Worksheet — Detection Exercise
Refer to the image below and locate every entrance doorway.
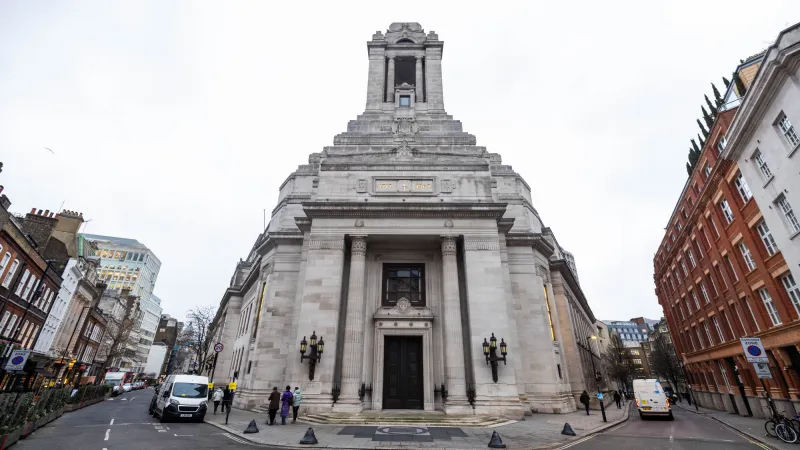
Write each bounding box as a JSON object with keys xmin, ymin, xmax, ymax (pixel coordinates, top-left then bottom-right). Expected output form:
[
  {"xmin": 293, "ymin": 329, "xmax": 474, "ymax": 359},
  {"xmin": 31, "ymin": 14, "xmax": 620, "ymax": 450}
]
[{"xmin": 383, "ymin": 336, "xmax": 423, "ymax": 409}]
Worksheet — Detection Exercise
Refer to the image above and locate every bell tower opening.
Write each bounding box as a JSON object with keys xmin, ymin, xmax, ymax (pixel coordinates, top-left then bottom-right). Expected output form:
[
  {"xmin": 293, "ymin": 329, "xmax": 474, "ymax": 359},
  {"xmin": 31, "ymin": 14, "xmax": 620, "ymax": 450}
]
[{"xmin": 394, "ymin": 57, "xmax": 416, "ymax": 87}]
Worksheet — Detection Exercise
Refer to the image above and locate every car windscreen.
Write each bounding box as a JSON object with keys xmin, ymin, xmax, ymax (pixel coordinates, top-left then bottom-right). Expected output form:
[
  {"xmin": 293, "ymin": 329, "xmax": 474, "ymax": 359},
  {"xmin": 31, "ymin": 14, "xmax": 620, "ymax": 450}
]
[
  {"xmin": 171, "ymin": 382, "xmax": 208, "ymax": 399},
  {"xmin": 105, "ymin": 379, "xmax": 122, "ymax": 386}
]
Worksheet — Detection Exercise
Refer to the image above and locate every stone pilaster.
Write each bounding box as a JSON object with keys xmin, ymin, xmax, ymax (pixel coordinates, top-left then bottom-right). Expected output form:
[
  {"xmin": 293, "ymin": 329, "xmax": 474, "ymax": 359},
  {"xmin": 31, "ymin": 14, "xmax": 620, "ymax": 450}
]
[
  {"xmin": 365, "ymin": 37, "xmax": 386, "ymax": 111},
  {"xmin": 386, "ymin": 57, "xmax": 396, "ymax": 103},
  {"xmin": 441, "ymin": 236, "xmax": 470, "ymax": 413},
  {"xmin": 415, "ymin": 56, "xmax": 424, "ymax": 102},
  {"xmin": 334, "ymin": 236, "xmax": 368, "ymax": 412}
]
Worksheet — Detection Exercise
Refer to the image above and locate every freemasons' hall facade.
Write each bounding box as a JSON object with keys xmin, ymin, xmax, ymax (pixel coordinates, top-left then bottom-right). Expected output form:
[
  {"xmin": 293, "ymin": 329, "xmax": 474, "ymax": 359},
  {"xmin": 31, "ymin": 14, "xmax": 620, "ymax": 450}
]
[{"xmin": 210, "ymin": 23, "xmax": 600, "ymax": 418}]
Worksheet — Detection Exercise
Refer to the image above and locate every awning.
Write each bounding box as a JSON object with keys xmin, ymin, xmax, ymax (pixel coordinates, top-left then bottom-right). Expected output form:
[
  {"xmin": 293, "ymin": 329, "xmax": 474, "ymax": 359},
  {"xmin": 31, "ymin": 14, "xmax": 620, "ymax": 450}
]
[{"xmin": 35, "ymin": 368, "xmax": 56, "ymax": 378}]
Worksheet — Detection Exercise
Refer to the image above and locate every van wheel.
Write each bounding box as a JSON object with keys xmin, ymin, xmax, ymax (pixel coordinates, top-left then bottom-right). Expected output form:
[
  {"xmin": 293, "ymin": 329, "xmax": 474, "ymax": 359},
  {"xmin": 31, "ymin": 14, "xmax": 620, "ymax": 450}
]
[
  {"xmin": 159, "ymin": 413, "xmax": 169, "ymax": 423},
  {"xmin": 639, "ymin": 412, "xmax": 645, "ymax": 420},
  {"xmin": 668, "ymin": 412, "xmax": 674, "ymax": 421}
]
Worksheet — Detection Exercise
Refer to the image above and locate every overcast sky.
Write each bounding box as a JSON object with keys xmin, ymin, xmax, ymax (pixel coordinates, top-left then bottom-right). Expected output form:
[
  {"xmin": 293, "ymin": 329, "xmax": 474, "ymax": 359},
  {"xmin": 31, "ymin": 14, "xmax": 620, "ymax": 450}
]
[{"xmin": 1, "ymin": 1, "xmax": 798, "ymax": 322}]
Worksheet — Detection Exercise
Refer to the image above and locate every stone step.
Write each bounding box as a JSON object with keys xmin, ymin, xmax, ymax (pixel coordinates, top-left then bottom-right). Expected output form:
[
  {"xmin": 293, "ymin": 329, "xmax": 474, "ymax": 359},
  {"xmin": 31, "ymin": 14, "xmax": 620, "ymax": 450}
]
[{"xmin": 298, "ymin": 412, "xmax": 514, "ymax": 427}]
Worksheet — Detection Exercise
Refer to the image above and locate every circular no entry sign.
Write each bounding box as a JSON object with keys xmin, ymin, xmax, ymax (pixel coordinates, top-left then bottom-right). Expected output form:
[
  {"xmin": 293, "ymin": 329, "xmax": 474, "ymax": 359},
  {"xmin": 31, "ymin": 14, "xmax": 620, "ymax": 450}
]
[
  {"xmin": 214, "ymin": 343, "xmax": 224, "ymax": 353},
  {"xmin": 747, "ymin": 345, "xmax": 762, "ymax": 357}
]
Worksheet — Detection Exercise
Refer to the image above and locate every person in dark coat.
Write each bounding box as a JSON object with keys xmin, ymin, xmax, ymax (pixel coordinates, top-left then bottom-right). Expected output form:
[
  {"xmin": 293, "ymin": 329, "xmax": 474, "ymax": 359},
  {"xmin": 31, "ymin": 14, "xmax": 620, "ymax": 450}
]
[
  {"xmin": 580, "ymin": 390, "xmax": 590, "ymax": 415},
  {"xmin": 613, "ymin": 391, "xmax": 622, "ymax": 409},
  {"xmin": 267, "ymin": 387, "xmax": 281, "ymax": 425},
  {"xmin": 280, "ymin": 386, "xmax": 294, "ymax": 425},
  {"xmin": 221, "ymin": 387, "xmax": 234, "ymax": 414}
]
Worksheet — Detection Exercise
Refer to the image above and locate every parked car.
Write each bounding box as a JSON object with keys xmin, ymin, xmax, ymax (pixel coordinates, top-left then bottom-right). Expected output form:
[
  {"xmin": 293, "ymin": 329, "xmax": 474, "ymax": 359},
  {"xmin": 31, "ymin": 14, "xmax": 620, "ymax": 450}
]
[
  {"xmin": 122, "ymin": 383, "xmax": 133, "ymax": 392},
  {"xmin": 151, "ymin": 374, "xmax": 209, "ymax": 423}
]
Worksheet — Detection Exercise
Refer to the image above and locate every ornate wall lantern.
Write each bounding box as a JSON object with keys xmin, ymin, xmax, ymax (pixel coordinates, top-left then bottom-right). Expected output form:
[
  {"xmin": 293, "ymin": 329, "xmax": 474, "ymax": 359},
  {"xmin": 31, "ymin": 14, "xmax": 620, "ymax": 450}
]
[
  {"xmin": 482, "ymin": 333, "xmax": 508, "ymax": 383},
  {"xmin": 299, "ymin": 331, "xmax": 324, "ymax": 381}
]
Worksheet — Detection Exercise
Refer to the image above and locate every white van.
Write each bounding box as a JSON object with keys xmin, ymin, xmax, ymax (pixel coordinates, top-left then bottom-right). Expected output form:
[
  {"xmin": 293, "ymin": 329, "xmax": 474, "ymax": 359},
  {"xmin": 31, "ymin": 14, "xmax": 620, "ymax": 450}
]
[
  {"xmin": 633, "ymin": 379, "xmax": 673, "ymax": 420},
  {"xmin": 152, "ymin": 374, "xmax": 209, "ymax": 422},
  {"xmin": 103, "ymin": 372, "xmax": 126, "ymax": 396}
]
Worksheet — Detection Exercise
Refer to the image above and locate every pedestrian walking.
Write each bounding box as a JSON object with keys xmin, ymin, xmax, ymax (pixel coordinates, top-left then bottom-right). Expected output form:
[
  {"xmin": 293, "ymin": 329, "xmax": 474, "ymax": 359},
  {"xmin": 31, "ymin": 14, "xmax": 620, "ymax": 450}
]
[
  {"xmin": 267, "ymin": 387, "xmax": 281, "ymax": 425},
  {"xmin": 212, "ymin": 387, "xmax": 224, "ymax": 414},
  {"xmin": 280, "ymin": 385, "xmax": 294, "ymax": 425},
  {"xmin": 222, "ymin": 387, "xmax": 234, "ymax": 414},
  {"xmin": 580, "ymin": 390, "xmax": 590, "ymax": 415},
  {"xmin": 292, "ymin": 387, "xmax": 302, "ymax": 423},
  {"xmin": 613, "ymin": 391, "xmax": 621, "ymax": 409}
]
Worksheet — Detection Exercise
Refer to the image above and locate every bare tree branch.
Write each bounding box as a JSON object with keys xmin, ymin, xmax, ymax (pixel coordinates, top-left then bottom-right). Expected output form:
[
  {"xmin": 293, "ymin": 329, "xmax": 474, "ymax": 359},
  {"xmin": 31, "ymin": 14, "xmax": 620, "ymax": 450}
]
[{"xmin": 178, "ymin": 305, "xmax": 216, "ymax": 375}]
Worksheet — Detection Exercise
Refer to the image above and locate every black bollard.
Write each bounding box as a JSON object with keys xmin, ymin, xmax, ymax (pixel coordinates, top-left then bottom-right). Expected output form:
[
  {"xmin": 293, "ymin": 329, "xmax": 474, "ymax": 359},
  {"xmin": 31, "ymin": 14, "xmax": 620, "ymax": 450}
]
[
  {"xmin": 300, "ymin": 427, "xmax": 318, "ymax": 445},
  {"xmin": 243, "ymin": 420, "xmax": 259, "ymax": 434},
  {"xmin": 561, "ymin": 423, "xmax": 576, "ymax": 436},
  {"xmin": 488, "ymin": 431, "xmax": 507, "ymax": 448}
]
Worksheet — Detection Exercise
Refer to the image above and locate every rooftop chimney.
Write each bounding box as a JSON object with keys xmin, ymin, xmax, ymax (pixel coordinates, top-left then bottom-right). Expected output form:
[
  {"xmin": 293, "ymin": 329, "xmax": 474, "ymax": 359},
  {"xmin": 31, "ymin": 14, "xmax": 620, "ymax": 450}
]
[{"xmin": 22, "ymin": 207, "xmax": 59, "ymax": 251}]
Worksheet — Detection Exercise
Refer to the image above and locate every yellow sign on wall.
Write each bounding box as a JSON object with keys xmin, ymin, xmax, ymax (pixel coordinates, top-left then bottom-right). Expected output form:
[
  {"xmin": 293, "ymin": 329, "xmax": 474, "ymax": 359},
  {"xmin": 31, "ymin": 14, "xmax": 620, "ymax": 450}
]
[{"xmin": 228, "ymin": 381, "xmax": 237, "ymax": 391}]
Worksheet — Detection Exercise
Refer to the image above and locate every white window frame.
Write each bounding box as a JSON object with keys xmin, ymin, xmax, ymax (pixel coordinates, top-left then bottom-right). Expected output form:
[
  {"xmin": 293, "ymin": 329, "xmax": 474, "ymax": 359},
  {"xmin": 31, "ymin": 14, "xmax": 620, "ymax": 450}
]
[
  {"xmin": 692, "ymin": 289, "xmax": 701, "ymax": 310},
  {"xmin": 703, "ymin": 321, "xmax": 714, "ymax": 346},
  {"xmin": 778, "ymin": 112, "xmax": 800, "ymax": 148},
  {"xmin": 711, "ymin": 315, "xmax": 725, "ymax": 342},
  {"xmin": 738, "ymin": 242, "xmax": 757, "ymax": 272},
  {"xmin": 781, "ymin": 274, "xmax": 800, "ymax": 317},
  {"xmin": 686, "ymin": 250, "xmax": 696, "ymax": 268},
  {"xmin": 695, "ymin": 327, "xmax": 705, "ymax": 349},
  {"xmin": 756, "ymin": 221, "xmax": 779, "ymax": 256},
  {"xmin": 776, "ymin": 195, "xmax": 800, "ymax": 234},
  {"xmin": 753, "ymin": 149, "xmax": 773, "ymax": 181},
  {"xmin": 3, "ymin": 314, "xmax": 18, "ymax": 336},
  {"xmin": 707, "ymin": 274, "xmax": 718, "ymax": 296},
  {"xmin": 758, "ymin": 288, "xmax": 781, "ymax": 326},
  {"xmin": 717, "ymin": 136, "xmax": 727, "ymax": 154},
  {"xmin": 711, "ymin": 217, "xmax": 721, "ymax": 238},
  {"xmin": 734, "ymin": 173, "xmax": 752, "ymax": 203},
  {"xmin": 704, "ymin": 162, "xmax": 712, "ymax": 178},
  {"xmin": 0, "ymin": 252, "xmax": 10, "ymax": 278},
  {"xmin": 700, "ymin": 282, "xmax": 711, "ymax": 303},
  {"xmin": 681, "ymin": 260, "xmax": 689, "ymax": 278},
  {"xmin": 2, "ymin": 259, "xmax": 19, "ymax": 288},
  {"xmin": 14, "ymin": 269, "xmax": 30, "ymax": 296},
  {"xmin": 725, "ymin": 255, "xmax": 739, "ymax": 282},
  {"xmin": 0, "ymin": 311, "xmax": 9, "ymax": 333},
  {"xmin": 720, "ymin": 199, "xmax": 735, "ymax": 224},
  {"xmin": 22, "ymin": 276, "xmax": 37, "ymax": 300},
  {"xmin": 745, "ymin": 297, "xmax": 760, "ymax": 332}
]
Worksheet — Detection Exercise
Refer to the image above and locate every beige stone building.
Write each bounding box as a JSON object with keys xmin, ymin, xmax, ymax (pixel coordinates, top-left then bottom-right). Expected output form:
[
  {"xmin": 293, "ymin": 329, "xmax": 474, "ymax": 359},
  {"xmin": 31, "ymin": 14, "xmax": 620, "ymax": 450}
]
[{"xmin": 210, "ymin": 23, "xmax": 599, "ymax": 418}]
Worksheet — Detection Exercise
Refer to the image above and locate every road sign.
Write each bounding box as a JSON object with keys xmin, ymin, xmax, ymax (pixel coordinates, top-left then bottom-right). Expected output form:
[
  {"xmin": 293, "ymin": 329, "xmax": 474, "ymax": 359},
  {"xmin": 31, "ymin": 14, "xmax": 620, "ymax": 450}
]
[
  {"xmin": 214, "ymin": 343, "xmax": 224, "ymax": 353},
  {"xmin": 228, "ymin": 381, "xmax": 237, "ymax": 391},
  {"xmin": 740, "ymin": 337, "xmax": 768, "ymax": 363},
  {"xmin": 753, "ymin": 362, "xmax": 772, "ymax": 379},
  {"xmin": 4, "ymin": 349, "xmax": 31, "ymax": 371}
]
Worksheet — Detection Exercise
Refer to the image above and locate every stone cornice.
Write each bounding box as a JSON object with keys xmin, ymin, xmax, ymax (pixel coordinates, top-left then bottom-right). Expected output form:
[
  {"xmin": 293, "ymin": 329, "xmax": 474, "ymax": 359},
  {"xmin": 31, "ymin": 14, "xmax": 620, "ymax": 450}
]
[
  {"xmin": 463, "ymin": 237, "xmax": 500, "ymax": 251},
  {"xmin": 504, "ymin": 232, "xmax": 555, "ymax": 257},
  {"xmin": 294, "ymin": 217, "xmax": 312, "ymax": 233},
  {"xmin": 320, "ymin": 163, "xmax": 488, "ymax": 172},
  {"xmin": 302, "ymin": 201, "xmax": 507, "ymax": 219},
  {"xmin": 496, "ymin": 218, "xmax": 515, "ymax": 234},
  {"xmin": 255, "ymin": 231, "xmax": 305, "ymax": 256},
  {"xmin": 550, "ymin": 259, "xmax": 596, "ymax": 323}
]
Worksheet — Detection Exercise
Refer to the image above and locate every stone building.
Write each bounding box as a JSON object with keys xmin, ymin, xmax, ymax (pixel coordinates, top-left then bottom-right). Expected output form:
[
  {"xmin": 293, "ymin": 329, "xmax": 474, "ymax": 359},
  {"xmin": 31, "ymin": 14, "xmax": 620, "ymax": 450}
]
[{"xmin": 210, "ymin": 23, "xmax": 599, "ymax": 418}]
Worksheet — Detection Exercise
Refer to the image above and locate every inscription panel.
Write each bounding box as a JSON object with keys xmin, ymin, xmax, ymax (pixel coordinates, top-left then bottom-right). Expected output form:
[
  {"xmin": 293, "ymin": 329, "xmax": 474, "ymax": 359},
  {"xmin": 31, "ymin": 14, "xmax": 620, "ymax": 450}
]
[{"xmin": 373, "ymin": 178, "xmax": 435, "ymax": 195}]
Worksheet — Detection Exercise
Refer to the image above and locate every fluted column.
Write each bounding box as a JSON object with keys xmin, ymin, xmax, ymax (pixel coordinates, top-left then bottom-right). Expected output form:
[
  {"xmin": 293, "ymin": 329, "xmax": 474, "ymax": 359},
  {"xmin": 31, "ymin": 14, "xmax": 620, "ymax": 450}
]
[
  {"xmin": 334, "ymin": 236, "xmax": 368, "ymax": 411},
  {"xmin": 415, "ymin": 56, "xmax": 424, "ymax": 102},
  {"xmin": 441, "ymin": 236, "xmax": 469, "ymax": 410},
  {"xmin": 385, "ymin": 56, "xmax": 395, "ymax": 103}
]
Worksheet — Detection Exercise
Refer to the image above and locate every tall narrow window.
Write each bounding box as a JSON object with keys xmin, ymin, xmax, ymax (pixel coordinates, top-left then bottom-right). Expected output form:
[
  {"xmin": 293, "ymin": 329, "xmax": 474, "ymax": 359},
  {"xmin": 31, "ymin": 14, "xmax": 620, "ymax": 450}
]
[
  {"xmin": 0, "ymin": 252, "xmax": 9, "ymax": 278},
  {"xmin": 702, "ymin": 228, "xmax": 712, "ymax": 250},
  {"xmin": 744, "ymin": 297, "xmax": 761, "ymax": 331},
  {"xmin": 781, "ymin": 274, "xmax": 800, "ymax": 317},
  {"xmin": 687, "ymin": 329, "xmax": 697, "ymax": 351},
  {"xmin": 711, "ymin": 315, "xmax": 725, "ymax": 342},
  {"xmin": 756, "ymin": 221, "xmax": 779, "ymax": 256},
  {"xmin": 692, "ymin": 290, "xmax": 701, "ymax": 310},
  {"xmin": 707, "ymin": 273, "xmax": 718, "ymax": 296},
  {"xmin": 758, "ymin": 288, "xmax": 781, "ymax": 326},
  {"xmin": 703, "ymin": 321, "xmax": 715, "ymax": 346},
  {"xmin": 14, "ymin": 269, "xmax": 30, "ymax": 296},
  {"xmin": 721, "ymin": 309, "xmax": 735, "ymax": 338},
  {"xmin": 734, "ymin": 173, "xmax": 752, "ymax": 203},
  {"xmin": 777, "ymin": 195, "xmax": 800, "ymax": 234},
  {"xmin": 686, "ymin": 250, "xmax": 696, "ymax": 268},
  {"xmin": 717, "ymin": 136, "xmax": 727, "ymax": 154},
  {"xmin": 681, "ymin": 260, "xmax": 689, "ymax": 278},
  {"xmin": 715, "ymin": 264, "xmax": 728, "ymax": 290},
  {"xmin": 695, "ymin": 327, "xmax": 705, "ymax": 349},
  {"xmin": 543, "ymin": 285, "xmax": 556, "ymax": 341},
  {"xmin": 778, "ymin": 113, "xmax": 800, "ymax": 148},
  {"xmin": 693, "ymin": 238, "xmax": 704, "ymax": 259},
  {"xmin": 738, "ymin": 242, "xmax": 756, "ymax": 272},
  {"xmin": 724, "ymin": 254, "xmax": 739, "ymax": 282},
  {"xmin": 704, "ymin": 162, "xmax": 712, "ymax": 178},
  {"xmin": 753, "ymin": 149, "xmax": 773, "ymax": 180},
  {"xmin": 731, "ymin": 303, "xmax": 747, "ymax": 335},
  {"xmin": 699, "ymin": 282, "xmax": 711, "ymax": 303},
  {"xmin": 720, "ymin": 199, "xmax": 735, "ymax": 224},
  {"xmin": 711, "ymin": 217, "xmax": 721, "ymax": 238},
  {"xmin": 383, "ymin": 264, "xmax": 426, "ymax": 307}
]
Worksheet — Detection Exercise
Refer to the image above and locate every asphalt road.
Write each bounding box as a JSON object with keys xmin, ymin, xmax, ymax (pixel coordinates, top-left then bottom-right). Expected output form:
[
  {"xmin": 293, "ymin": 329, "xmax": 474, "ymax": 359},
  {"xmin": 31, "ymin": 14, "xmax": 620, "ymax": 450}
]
[
  {"xmin": 15, "ymin": 388, "xmax": 270, "ymax": 450},
  {"xmin": 564, "ymin": 404, "xmax": 768, "ymax": 450}
]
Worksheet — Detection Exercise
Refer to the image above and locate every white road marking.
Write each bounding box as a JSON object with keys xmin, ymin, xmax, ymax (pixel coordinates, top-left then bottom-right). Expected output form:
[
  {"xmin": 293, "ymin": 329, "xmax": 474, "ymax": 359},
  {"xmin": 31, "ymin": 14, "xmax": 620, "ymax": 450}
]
[
  {"xmin": 669, "ymin": 435, "xmax": 673, "ymax": 443},
  {"xmin": 158, "ymin": 430, "xmax": 167, "ymax": 432},
  {"xmin": 130, "ymin": 397, "xmax": 135, "ymax": 401},
  {"xmin": 109, "ymin": 419, "xmax": 114, "ymax": 426},
  {"xmin": 554, "ymin": 435, "xmax": 594, "ymax": 450},
  {"xmin": 104, "ymin": 429, "xmax": 110, "ymax": 441},
  {"xmin": 174, "ymin": 434, "xmax": 193, "ymax": 437}
]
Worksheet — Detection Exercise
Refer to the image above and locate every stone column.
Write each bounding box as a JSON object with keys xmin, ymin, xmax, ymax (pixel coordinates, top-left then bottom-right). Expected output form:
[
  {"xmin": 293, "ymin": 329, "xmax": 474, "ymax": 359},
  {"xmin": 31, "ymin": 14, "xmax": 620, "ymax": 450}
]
[
  {"xmin": 334, "ymin": 237, "xmax": 368, "ymax": 411},
  {"xmin": 386, "ymin": 56, "xmax": 395, "ymax": 103},
  {"xmin": 441, "ymin": 236, "xmax": 469, "ymax": 412},
  {"xmin": 415, "ymin": 56, "xmax": 424, "ymax": 102}
]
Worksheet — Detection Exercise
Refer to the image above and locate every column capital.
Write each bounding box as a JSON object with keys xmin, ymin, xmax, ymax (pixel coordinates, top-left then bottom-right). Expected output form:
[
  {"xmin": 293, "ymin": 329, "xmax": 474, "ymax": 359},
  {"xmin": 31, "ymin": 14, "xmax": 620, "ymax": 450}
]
[
  {"xmin": 387, "ymin": 56, "xmax": 396, "ymax": 62},
  {"xmin": 351, "ymin": 236, "xmax": 367, "ymax": 255},
  {"xmin": 441, "ymin": 236, "xmax": 457, "ymax": 256},
  {"xmin": 415, "ymin": 55, "xmax": 424, "ymax": 61}
]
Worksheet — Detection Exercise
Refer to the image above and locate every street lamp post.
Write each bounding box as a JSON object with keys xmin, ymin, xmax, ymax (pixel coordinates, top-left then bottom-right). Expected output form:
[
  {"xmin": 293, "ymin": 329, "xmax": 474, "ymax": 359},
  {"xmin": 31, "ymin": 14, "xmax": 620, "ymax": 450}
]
[{"xmin": 587, "ymin": 336, "xmax": 606, "ymax": 423}]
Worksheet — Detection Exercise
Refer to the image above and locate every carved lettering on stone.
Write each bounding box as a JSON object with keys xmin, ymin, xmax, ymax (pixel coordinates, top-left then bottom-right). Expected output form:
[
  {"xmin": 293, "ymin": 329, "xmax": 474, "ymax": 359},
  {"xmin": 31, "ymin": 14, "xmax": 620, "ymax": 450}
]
[{"xmin": 356, "ymin": 179, "xmax": 367, "ymax": 193}]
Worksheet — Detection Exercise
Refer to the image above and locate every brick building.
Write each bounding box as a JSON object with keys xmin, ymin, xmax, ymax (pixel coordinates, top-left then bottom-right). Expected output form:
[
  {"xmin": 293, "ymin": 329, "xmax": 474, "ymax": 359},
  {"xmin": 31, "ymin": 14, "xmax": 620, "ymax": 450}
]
[
  {"xmin": 0, "ymin": 204, "xmax": 63, "ymax": 389},
  {"xmin": 654, "ymin": 55, "xmax": 800, "ymax": 418}
]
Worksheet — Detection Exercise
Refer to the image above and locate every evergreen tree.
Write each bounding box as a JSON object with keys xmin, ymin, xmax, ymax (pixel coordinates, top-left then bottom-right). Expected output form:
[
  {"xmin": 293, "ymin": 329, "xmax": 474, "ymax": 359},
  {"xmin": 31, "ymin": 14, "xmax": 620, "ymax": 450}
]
[
  {"xmin": 686, "ymin": 162, "xmax": 693, "ymax": 176},
  {"xmin": 712, "ymin": 83, "xmax": 724, "ymax": 106},
  {"xmin": 723, "ymin": 76, "xmax": 731, "ymax": 88},
  {"xmin": 688, "ymin": 147, "xmax": 700, "ymax": 167},
  {"xmin": 701, "ymin": 106, "xmax": 714, "ymax": 129},
  {"xmin": 705, "ymin": 95, "xmax": 717, "ymax": 117},
  {"xmin": 698, "ymin": 133, "xmax": 705, "ymax": 147},
  {"xmin": 697, "ymin": 119, "xmax": 709, "ymax": 139},
  {"xmin": 691, "ymin": 139, "xmax": 701, "ymax": 154}
]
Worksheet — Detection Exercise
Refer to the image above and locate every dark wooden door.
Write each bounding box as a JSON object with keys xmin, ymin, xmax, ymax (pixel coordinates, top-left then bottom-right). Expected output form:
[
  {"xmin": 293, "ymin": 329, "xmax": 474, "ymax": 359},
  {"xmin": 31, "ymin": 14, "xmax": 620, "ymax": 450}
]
[{"xmin": 383, "ymin": 336, "xmax": 423, "ymax": 409}]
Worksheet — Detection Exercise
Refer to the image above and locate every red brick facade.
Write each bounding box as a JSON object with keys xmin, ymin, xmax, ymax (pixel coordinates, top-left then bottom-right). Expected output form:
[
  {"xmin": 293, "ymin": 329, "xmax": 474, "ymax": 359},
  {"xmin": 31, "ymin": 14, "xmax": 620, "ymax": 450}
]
[{"xmin": 654, "ymin": 107, "xmax": 800, "ymax": 417}]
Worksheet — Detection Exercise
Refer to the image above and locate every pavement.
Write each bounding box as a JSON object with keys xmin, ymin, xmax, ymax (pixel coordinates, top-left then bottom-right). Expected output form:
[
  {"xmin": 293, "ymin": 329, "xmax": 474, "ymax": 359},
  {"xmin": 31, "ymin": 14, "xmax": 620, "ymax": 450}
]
[
  {"xmin": 674, "ymin": 402, "xmax": 793, "ymax": 450},
  {"xmin": 567, "ymin": 402, "xmax": 771, "ymax": 450},
  {"xmin": 14, "ymin": 387, "xmax": 257, "ymax": 450},
  {"xmin": 204, "ymin": 401, "xmax": 630, "ymax": 449}
]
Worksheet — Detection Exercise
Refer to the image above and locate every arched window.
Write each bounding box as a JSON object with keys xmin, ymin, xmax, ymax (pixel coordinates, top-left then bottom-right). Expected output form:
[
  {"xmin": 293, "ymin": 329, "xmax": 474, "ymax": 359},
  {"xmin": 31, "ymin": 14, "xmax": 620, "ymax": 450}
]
[{"xmin": 4, "ymin": 314, "xmax": 18, "ymax": 336}]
